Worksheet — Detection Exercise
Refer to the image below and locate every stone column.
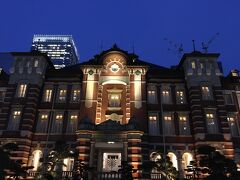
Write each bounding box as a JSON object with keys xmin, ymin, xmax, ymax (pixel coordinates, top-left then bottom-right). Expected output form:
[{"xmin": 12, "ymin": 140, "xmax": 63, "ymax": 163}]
[
  {"xmin": 177, "ymin": 155, "xmax": 184, "ymax": 179},
  {"xmin": 89, "ymin": 141, "xmax": 95, "ymax": 167},
  {"xmin": 123, "ymin": 141, "xmax": 128, "ymax": 161}
]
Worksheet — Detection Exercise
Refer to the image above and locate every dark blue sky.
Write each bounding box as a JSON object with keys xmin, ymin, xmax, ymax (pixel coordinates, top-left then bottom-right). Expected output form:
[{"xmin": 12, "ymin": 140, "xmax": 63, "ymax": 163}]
[{"xmin": 0, "ymin": 0, "xmax": 239, "ymax": 74}]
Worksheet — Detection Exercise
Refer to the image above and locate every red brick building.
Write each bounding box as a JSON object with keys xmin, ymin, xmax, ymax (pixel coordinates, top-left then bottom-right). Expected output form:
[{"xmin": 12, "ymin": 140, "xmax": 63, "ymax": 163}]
[{"xmin": 0, "ymin": 45, "xmax": 240, "ymax": 178}]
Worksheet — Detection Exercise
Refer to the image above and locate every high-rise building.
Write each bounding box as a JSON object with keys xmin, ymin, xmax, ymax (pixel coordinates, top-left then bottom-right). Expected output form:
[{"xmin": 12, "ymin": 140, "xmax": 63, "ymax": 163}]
[
  {"xmin": 31, "ymin": 34, "xmax": 79, "ymax": 69},
  {"xmin": 0, "ymin": 45, "xmax": 240, "ymax": 179}
]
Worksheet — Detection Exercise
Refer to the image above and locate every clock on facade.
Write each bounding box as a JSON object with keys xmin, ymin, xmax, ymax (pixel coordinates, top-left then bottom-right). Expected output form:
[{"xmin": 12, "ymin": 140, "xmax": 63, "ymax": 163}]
[{"xmin": 111, "ymin": 63, "xmax": 120, "ymax": 72}]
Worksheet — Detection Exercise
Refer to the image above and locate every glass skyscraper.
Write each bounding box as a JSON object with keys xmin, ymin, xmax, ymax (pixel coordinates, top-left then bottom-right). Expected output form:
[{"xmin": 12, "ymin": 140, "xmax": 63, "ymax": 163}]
[{"xmin": 31, "ymin": 35, "xmax": 79, "ymax": 69}]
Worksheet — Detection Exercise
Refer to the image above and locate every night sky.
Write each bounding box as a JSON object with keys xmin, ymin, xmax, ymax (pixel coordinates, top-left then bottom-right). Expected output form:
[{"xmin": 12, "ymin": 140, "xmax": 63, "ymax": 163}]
[{"xmin": 0, "ymin": 0, "xmax": 239, "ymax": 74}]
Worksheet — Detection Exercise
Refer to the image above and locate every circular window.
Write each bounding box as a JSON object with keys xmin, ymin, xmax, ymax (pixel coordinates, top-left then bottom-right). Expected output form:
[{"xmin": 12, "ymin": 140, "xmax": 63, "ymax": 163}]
[{"xmin": 111, "ymin": 63, "xmax": 120, "ymax": 72}]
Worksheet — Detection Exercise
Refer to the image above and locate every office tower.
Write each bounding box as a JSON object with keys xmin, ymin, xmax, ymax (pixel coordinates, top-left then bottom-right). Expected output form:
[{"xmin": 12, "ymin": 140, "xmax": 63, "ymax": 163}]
[{"xmin": 31, "ymin": 34, "xmax": 79, "ymax": 69}]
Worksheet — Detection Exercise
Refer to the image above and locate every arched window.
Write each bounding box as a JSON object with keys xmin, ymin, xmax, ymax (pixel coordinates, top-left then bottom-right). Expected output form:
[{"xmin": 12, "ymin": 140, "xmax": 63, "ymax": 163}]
[
  {"xmin": 63, "ymin": 158, "xmax": 74, "ymax": 171},
  {"xmin": 31, "ymin": 150, "xmax": 42, "ymax": 170},
  {"xmin": 150, "ymin": 152, "xmax": 161, "ymax": 162},
  {"xmin": 182, "ymin": 152, "xmax": 193, "ymax": 170},
  {"xmin": 167, "ymin": 152, "xmax": 178, "ymax": 170}
]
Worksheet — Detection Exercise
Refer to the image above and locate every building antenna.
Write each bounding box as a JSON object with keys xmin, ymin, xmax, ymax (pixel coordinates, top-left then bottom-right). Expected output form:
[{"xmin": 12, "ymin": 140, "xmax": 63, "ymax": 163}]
[
  {"xmin": 164, "ymin": 38, "xmax": 184, "ymax": 57},
  {"xmin": 202, "ymin": 32, "xmax": 219, "ymax": 53},
  {"xmin": 192, "ymin": 40, "xmax": 196, "ymax": 52}
]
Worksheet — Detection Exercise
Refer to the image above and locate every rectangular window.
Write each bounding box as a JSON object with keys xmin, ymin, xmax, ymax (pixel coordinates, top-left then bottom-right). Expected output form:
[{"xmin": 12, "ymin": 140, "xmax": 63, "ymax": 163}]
[
  {"xmin": 148, "ymin": 89, "xmax": 157, "ymax": 104},
  {"xmin": 34, "ymin": 60, "xmax": 39, "ymax": 67},
  {"xmin": 0, "ymin": 90, "xmax": 6, "ymax": 102},
  {"xmin": 108, "ymin": 94, "xmax": 121, "ymax": 107},
  {"xmin": 8, "ymin": 110, "xmax": 21, "ymax": 130},
  {"xmin": 224, "ymin": 94, "xmax": 233, "ymax": 105},
  {"xmin": 227, "ymin": 114, "xmax": 239, "ymax": 137},
  {"xmin": 17, "ymin": 84, "xmax": 27, "ymax": 97},
  {"xmin": 51, "ymin": 113, "xmax": 63, "ymax": 133},
  {"xmin": 43, "ymin": 89, "xmax": 52, "ymax": 102},
  {"xmin": 36, "ymin": 112, "xmax": 49, "ymax": 133},
  {"xmin": 206, "ymin": 113, "xmax": 218, "ymax": 134},
  {"xmin": 162, "ymin": 89, "xmax": 171, "ymax": 104},
  {"xmin": 164, "ymin": 114, "xmax": 175, "ymax": 135},
  {"xmin": 191, "ymin": 61, "xmax": 196, "ymax": 69},
  {"xmin": 176, "ymin": 90, "xmax": 185, "ymax": 104},
  {"xmin": 202, "ymin": 86, "xmax": 211, "ymax": 100},
  {"xmin": 67, "ymin": 113, "xmax": 78, "ymax": 133},
  {"xmin": 237, "ymin": 93, "xmax": 240, "ymax": 109},
  {"xmin": 72, "ymin": 89, "xmax": 80, "ymax": 102},
  {"xmin": 179, "ymin": 115, "xmax": 190, "ymax": 135},
  {"xmin": 148, "ymin": 113, "xmax": 159, "ymax": 135},
  {"xmin": 58, "ymin": 89, "xmax": 67, "ymax": 102}
]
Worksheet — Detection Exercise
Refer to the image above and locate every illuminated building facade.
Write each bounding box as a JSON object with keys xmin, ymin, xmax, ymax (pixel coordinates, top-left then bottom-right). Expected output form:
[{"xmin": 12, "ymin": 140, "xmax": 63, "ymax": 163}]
[
  {"xmin": 0, "ymin": 45, "xmax": 240, "ymax": 179},
  {"xmin": 31, "ymin": 34, "xmax": 79, "ymax": 69}
]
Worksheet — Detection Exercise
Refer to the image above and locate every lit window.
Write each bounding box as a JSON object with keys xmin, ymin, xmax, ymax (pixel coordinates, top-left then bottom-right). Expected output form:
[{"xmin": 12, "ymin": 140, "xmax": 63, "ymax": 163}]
[
  {"xmin": 179, "ymin": 115, "xmax": 190, "ymax": 135},
  {"xmin": 17, "ymin": 84, "xmax": 27, "ymax": 97},
  {"xmin": 109, "ymin": 94, "xmax": 121, "ymax": 107},
  {"xmin": 43, "ymin": 89, "xmax": 52, "ymax": 102},
  {"xmin": 200, "ymin": 63, "xmax": 204, "ymax": 69},
  {"xmin": 167, "ymin": 152, "xmax": 178, "ymax": 170},
  {"xmin": 51, "ymin": 113, "xmax": 63, "ymax": 133},
  {"xmin": 202, "ymin": 86, "xmax": 211, "ymax": 100},
  {"xmin": 227, "ymin": 115, "xmax": 239, "ymax": 137},
  {"xmin": 191, "ymin": 61, "xmax": 196, "ymax": 69},
  {"xmin": 63, "ymin": 158, "xmax": 74, "ymax": 171},
  {"xmin": 176, "ymin": 90, "xmax": 185, "ymax": 104},
  {"xmin": 148, "ymin": 90, "xmax": 157, "ymax": 104},
  {"xmin": 164, "ymin": 114, "xmax": 175, "ymax": 135},
  {"xmin": 72, "ymin": 90, "xmax": 80, "ymax": 102},
  {"xmin": 31, "ymin": 150, "xmax": 43, "ymax": 170},
  {"xmin": 182, "ymin": 153, "xmax": 193, "ymax": 170},
  {"xmin": 8, "ymin": 110, "xmax": 21, "ymax": 130},
  {"xmin": 149, "ymin": 113, "xmax": 159, "ymax": 135},
  {"xmin": 36, "ymin": 113, "xmax": 49, "ymax": 133},
  {"xmin": 206, "ymin": 113, "xmax": 218, "ymax": 134},
  {"xmin": 162, "ymin": 89, "xmax": 171, "ymax": 104},
  {"xmin": 67, "ymin": 113, "xmax": 78, "ymax": 133},
  {"xmin": 34, "ymin": 60, "xmax": 39, "ymax": 67},
  {"xmin": 58, "ymin": 89, "xmax": 67, "ymax": 102}
]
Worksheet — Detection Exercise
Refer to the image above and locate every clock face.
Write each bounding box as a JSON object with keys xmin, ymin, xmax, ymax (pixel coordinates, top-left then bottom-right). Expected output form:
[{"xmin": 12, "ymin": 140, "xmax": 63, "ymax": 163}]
[{"xmin": 111, "ymin": 63, "xmax": 120, "ymax": 72}]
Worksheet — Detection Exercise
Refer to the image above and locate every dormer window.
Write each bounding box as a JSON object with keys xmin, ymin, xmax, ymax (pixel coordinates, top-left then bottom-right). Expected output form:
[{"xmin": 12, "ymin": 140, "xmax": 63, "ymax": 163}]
[
  {"xmin": 191, "ymin": 61, "xmax": 196, "ymax": 69},
  {"xmin": 231, "ymin": 70, "xmax": 239, "ymax": 77}
]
